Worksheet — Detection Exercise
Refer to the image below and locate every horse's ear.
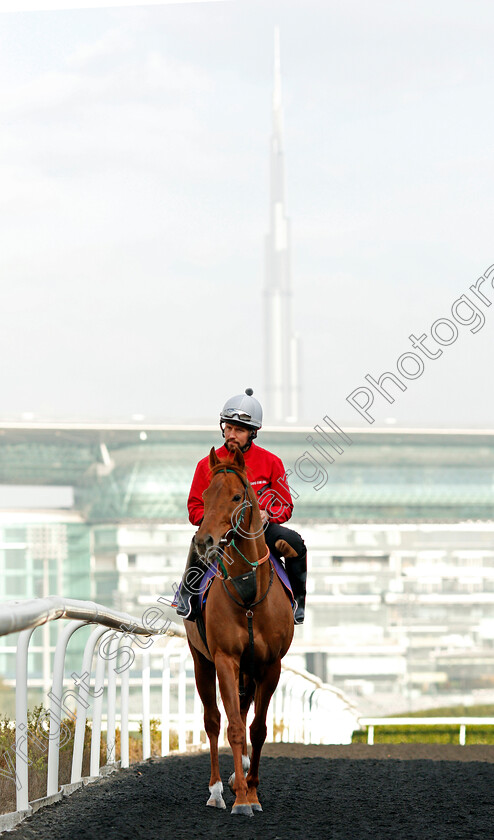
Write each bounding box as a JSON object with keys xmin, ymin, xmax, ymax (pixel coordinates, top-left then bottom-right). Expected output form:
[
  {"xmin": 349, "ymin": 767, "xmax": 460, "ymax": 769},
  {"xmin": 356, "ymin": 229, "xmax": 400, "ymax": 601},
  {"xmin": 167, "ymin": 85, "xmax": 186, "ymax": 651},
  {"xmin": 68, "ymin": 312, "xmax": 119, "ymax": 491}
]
[
  {"xmin": 209, "ymin": 447, "xmax": 220, "ymax": 469},
  {"xmin": 232, "ymin": 447, "xmax": 245, "ymax": 471}
]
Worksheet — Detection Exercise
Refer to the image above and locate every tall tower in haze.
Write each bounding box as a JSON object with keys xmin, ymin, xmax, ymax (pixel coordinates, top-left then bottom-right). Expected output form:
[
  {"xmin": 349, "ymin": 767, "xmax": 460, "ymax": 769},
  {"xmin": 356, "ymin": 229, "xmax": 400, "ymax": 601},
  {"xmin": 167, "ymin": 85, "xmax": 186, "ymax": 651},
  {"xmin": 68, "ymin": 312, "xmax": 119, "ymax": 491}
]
[{"xmin": 264, "ymin": 27, "xmax": 299, "ymax": 424}]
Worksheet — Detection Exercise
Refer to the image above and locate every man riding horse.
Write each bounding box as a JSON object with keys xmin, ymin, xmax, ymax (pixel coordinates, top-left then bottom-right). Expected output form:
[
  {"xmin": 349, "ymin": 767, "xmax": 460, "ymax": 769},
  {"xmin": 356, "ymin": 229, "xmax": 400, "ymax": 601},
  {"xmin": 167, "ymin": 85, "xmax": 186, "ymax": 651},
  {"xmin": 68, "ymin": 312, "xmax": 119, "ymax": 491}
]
[{"xmin": 175, "ymin": 388, "xmax": 307, "ymax": 624}]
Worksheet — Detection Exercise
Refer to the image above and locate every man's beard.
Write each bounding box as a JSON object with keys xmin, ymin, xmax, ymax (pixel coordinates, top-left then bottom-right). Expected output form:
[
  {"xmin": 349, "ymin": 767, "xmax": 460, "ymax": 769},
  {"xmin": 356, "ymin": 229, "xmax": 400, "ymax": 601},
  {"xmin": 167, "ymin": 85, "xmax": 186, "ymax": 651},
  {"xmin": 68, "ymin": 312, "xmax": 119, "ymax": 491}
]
[{"xmin": 226, "ymin": 438, "xmax": 251, "ymax": 453}]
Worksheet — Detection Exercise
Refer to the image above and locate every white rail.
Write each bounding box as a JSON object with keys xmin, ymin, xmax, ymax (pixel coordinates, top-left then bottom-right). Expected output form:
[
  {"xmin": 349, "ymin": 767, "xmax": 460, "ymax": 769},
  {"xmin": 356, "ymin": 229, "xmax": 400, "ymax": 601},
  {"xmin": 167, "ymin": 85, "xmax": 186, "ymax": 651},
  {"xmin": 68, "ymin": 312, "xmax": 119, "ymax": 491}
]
[
  {"xmin": 274, "ymin": 666, "xmax": 359, "ymax": 745},
  {"xmin": 359, "ymin": 717, "xmax": 494, "ymax": 745},
  {"xmin": 0, "ymin": 596, "xmax": 186, "ymax": 832}
]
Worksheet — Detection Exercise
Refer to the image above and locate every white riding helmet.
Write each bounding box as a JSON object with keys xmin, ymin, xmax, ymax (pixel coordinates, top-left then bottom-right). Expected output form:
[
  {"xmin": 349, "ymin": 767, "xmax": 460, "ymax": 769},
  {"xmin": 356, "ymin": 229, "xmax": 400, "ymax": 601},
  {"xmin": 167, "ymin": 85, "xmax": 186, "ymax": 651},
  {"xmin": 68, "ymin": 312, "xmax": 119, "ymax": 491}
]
[{"xmin": 220, "ymin": 388, "xmax": 263, "ymax": 432}]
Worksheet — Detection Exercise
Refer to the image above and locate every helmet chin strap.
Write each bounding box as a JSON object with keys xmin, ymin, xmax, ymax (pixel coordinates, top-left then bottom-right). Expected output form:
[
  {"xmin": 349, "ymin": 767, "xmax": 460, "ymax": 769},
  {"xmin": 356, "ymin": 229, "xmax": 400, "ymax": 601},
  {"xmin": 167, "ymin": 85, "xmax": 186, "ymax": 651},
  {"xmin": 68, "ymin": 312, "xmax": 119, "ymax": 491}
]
[{"xmin": 239, "ymin": 434, "xmax": 255, "ymax": 453}]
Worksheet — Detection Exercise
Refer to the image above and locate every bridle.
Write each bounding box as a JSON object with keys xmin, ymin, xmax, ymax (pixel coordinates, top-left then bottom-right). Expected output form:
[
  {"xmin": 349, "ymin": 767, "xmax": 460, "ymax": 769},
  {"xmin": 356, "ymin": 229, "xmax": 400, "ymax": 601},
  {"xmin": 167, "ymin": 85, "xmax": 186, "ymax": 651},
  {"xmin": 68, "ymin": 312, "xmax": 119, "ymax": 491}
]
[
  {"xmin": 215, "ymin": 468, "xmax": 269, "ymax": 580},
  {"xmin": 200, "ymin": 466, "xmax": 273, "ymax": 681}
]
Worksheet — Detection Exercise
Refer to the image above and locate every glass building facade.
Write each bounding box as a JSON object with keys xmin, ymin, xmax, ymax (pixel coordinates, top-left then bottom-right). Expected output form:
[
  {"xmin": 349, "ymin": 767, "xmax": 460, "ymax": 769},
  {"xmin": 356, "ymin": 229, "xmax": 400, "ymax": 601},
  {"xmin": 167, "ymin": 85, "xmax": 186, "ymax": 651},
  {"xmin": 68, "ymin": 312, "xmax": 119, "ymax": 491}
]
[{"xmin": 1, "ymin": 423, "xmax": 494, "ymax": 712}]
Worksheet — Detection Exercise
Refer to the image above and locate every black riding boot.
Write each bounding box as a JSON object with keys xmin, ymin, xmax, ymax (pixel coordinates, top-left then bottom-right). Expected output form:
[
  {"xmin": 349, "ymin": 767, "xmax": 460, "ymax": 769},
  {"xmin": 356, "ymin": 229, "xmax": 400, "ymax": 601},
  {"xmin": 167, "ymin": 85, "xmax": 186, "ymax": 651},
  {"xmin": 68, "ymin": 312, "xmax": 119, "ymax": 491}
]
[
  {"xmin": 285, "ymin": 552, "xmax": 307, "ymax": 625},
  {"xmin": 175, "ymin": 540, "xmax": 205, "ymax": 621}
]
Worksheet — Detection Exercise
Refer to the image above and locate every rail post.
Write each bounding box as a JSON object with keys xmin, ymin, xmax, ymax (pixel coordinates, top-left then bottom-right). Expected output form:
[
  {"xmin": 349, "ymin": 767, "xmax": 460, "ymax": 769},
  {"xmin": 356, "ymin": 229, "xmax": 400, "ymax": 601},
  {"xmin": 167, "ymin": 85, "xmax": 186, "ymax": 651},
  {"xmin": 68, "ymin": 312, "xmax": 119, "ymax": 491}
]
[
  {"xmin": 142, "ymin": 651, "xmax": 151, "ymax": 760},
  {"xmin": 106, "ymin": 634, "xmax": 119, "ymax": 765},
  {"xmin": 90, "ymin": 631, "xmax": 111, "ymax": 777},
  {"xmin": 15, "ymin": 627, "xmax": 37, "ymax": 812},
  {"xmin": 178, "ymin": 650, "xmax": 187, "ymax": 751},
  {"xmin": 161, "ymin": 648, "xmax": 170, "ymax": 756},
  {"xmin": 71, "ymin": 624, "xmax": 108, "ymax": 783},
  {"xmin": 120, "ymin": 635, "xmax": 132, "ymax": 769},
  {"xmin": 47, "ymin": 620, "xmax": 87, "ymax": 797}
]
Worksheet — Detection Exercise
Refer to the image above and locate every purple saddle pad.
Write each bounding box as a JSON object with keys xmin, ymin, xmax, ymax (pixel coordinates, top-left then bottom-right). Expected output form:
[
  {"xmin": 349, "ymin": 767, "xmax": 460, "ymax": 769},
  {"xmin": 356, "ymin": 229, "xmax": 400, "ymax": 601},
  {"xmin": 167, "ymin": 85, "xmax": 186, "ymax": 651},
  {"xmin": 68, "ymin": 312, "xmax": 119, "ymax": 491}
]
[{"xmin": 172, "ymin": 552, "xmax": 293, "ymax": 609}]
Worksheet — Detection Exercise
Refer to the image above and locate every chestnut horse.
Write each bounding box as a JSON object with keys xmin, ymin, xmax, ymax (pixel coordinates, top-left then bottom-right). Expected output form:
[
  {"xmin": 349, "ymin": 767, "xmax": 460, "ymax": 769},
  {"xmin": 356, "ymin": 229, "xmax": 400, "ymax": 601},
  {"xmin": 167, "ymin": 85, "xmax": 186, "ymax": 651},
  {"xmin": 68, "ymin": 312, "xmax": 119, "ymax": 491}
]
[{"xmin": 184, "ymin": 445, "xmax": 294, "ymax": 816}]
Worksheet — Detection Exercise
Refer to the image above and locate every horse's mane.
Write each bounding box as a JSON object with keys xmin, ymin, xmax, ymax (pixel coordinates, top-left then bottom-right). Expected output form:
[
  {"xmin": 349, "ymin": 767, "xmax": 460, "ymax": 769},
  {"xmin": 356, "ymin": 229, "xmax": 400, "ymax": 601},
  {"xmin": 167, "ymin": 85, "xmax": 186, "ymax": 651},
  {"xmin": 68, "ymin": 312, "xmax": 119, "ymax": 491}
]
[
  {"xmin": 209, "ymin": 458, "xmax": 247, "ymax": 482},
  {"xmin": 208, "ymin": 457, "xmax": 260, "ymax": 519}
]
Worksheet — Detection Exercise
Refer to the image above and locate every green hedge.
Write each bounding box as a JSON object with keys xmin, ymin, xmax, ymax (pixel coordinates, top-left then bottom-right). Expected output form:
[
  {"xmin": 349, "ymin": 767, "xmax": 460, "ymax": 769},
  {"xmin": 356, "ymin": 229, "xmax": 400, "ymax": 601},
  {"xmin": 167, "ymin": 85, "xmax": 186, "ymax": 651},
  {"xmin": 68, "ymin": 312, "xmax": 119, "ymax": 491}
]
[
  {"xmin": 352, "ymin": 704, "xmax": 494, "ymax": 744},
  {"xmin": 352, "ymin": 726, "xmax": 494, "ymax": 744}
]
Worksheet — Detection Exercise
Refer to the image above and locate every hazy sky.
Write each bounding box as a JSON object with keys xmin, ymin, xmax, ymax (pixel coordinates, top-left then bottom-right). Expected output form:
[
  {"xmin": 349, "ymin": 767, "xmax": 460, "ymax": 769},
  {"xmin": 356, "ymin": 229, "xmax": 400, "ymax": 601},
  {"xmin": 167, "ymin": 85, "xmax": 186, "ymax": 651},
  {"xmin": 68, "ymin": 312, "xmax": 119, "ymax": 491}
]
[{"xmin": 1, "ymin": 0, "xmax": 493, "ymax": 428}]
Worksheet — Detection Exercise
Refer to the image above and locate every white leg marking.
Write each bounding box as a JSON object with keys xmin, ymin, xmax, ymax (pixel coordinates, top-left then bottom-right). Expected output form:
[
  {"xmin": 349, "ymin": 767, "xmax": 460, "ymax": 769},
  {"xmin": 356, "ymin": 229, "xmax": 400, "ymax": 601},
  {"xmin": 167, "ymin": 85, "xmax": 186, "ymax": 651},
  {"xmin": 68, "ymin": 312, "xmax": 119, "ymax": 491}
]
[
  {"xmin": 229, "ymin": 756, "xmax": 250, "ymax": 791},
  {"xmin": 207, "ymin": 780, "xmax": 226, "ymax": 809}
]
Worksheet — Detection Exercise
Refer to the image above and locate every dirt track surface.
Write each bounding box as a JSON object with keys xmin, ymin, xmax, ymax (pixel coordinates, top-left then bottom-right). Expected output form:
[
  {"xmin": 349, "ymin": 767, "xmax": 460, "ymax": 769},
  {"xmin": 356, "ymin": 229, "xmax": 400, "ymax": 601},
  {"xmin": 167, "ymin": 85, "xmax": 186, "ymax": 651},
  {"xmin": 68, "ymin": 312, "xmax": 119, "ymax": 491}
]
[{"xmin": 9, "ymin": 743, "xmax": 494, "ymax": 840}]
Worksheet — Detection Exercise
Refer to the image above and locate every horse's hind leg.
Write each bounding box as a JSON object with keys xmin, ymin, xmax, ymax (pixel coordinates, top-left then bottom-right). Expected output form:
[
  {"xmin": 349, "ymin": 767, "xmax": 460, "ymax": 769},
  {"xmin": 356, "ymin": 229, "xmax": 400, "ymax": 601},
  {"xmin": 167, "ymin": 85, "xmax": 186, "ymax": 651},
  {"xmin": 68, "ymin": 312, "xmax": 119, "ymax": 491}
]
[
  {"xmin": 189, "ymin": 646, "xmax": 225, "ymax": 809},
  {"xmin": 240, "ymin": 672, "xmax": 255, "ymax": 762},
  {"xmin": 247, "ymin": 659, "xmax": 282, "ymax": 811}
]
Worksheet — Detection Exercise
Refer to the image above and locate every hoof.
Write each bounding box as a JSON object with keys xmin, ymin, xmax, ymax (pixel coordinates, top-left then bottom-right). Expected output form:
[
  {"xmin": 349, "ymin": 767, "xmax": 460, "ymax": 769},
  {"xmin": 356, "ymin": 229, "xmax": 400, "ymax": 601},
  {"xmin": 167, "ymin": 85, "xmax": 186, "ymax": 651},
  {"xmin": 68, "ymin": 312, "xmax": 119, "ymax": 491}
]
[
  {"xmin": 229, "ymin": 756, "xmax": 250, "ymax": 790},
  {"xmin": 206, "ymin": 796, "xmax": 226, "ymax": 809},
  {"xmin": 231, "ymin": 804, "xmax": 253, "ymax": 817},
  {"xmin": 207, "ymin": 780, "xmax": 226, "ymax": 809},
  {"xmin": 251, "ymin": 802, "xmax": 263, "ymax": 812}
]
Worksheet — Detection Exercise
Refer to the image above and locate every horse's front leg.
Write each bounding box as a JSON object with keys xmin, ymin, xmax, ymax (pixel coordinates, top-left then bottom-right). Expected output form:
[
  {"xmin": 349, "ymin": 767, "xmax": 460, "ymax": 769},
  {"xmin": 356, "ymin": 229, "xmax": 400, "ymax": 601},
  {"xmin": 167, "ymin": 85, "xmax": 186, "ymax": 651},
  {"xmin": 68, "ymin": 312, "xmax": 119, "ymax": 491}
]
[
  {"xmin": 215, "ymin": 653, "xmax": 252, "ymax": 816},
  {"xmin": 247, "ymin": 659, "xmax": 282, "ymax": 811},
  {"xmin": 228, "ymin": 676, "xmax": 255, "ymax": 792},
  {"xmin": 189, "ymin": 644, "xmax": 225, "ymax": 809}
]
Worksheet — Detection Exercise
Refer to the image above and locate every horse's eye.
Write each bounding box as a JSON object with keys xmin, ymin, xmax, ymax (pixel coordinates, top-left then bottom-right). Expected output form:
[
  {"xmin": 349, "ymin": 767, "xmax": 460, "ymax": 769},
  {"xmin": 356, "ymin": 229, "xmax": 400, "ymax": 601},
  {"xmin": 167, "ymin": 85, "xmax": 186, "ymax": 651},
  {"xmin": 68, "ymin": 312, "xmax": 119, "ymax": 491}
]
[{"xmin": 233, "ymin": 494, "xmax": 242, "ymax": 502}]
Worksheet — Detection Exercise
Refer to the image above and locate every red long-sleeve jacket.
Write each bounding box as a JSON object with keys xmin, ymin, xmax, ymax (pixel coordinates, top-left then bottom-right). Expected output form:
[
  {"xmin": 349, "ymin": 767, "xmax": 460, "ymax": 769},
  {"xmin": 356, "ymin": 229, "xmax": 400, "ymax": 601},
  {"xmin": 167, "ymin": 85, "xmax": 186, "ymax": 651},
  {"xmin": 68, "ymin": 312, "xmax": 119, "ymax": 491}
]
[{"xmin": 187, "ymin": 442, "xmax": 293, "ymax": 526}]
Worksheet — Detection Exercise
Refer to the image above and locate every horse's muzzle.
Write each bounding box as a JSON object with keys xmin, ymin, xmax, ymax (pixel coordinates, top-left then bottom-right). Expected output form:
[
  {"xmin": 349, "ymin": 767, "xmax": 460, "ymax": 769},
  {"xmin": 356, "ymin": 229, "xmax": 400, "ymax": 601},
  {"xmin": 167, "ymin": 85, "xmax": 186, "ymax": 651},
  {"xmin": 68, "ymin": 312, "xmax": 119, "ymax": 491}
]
[{"xmin": 194, "ymin": 532, "xmax": 215, "ymax": 556}]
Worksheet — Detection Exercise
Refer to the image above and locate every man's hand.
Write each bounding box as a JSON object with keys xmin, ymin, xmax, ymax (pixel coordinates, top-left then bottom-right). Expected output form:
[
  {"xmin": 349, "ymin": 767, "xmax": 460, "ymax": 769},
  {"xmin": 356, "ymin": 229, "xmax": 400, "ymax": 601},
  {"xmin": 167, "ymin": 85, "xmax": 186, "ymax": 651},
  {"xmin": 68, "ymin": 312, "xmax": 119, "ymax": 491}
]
[{"xmin": 260, "ymin": 510, "xmax": 269, "ymax": 525}]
